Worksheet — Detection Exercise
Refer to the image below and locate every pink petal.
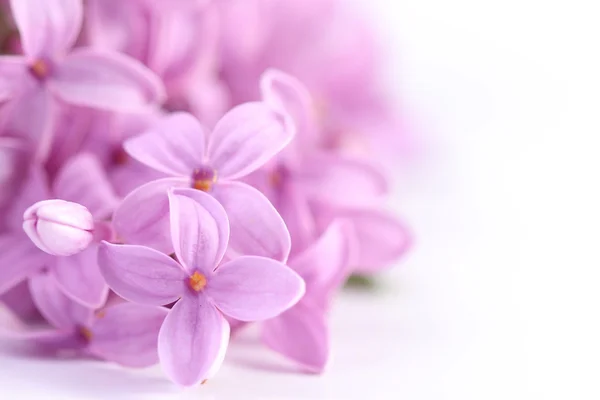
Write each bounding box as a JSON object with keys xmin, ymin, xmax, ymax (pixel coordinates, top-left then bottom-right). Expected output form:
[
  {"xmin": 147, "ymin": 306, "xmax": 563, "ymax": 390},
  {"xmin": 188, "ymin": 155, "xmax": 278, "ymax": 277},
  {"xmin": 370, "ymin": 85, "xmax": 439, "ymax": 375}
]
[
  {"xmin": 276, "ymin": 184, "xmax": 317, "ymax": 256},
  {"xmin": 208, "ymin": 256, "xmax": 305, "ymax": 321},
  {"xmin": 112, "ymin": 177, "xmax": 188, "ymax": 254},
  {"xmin": 262, "ymin": 300, "xmax": 329, "ymax": 374},
  {"xmin": 0, "ymin": 137, "xmax": 31, "ymax": 212},
  {"xmin": 52, "ymin": 153, "xmax": 119, "ymax": 219},
  {"xmin": 341, "ymin": 208, "xmax": 411, "ymax": 273},
  {"xmin": 207, "ymin": 102, "xmax": 293, "ymax": 180},
  {"xmin": 168, "ymin": 188, "xmax": 229, "ymax": 273},
  {"xmin": 0, "ymin": 306, "xmax": 67, "ymax": 341},
  {"xmin": 10, "ymin": 0, "xmax": 83, "ymax": 59},
  {"xmin": 0, "ymin": 56, "xmax": 28, "ymax": 102},
  {"xmin": 2, "ymin": 166, "xmax": 50, "ymax": 231},
  {"xmin": 301, "ymin": 154, "xmax": 389, "ymax": 206},
  {"xmin": 29, "ymin": 271, "xmax": 93, "ymax": 329},
  {"xmin": 52, "ymin": 245, "xmax": 109, "ymax": 308},
  {"xmin": 211, "ymin": 181, "xmax": 290, "ymax": 262},
  {"xmin": 290, "ymin": 221, "xmax": 353, "ymax": 301},
  {"xmin": 0, "ymin": 232, "xmax": 48, "ymax": 294},
  {"xmin": 98, "ymin": 242, "xmax": 187, "ymax": 306},
  {"xmin": 158, "ymin": 295, "xmax": 230, "ymax": 386},
  {"xmin": 89, "ymin": 303, "xmax": 168, "ymax": 368},
  {"xmin": 0, "ymin": 84, "xmax": 57, "ymax": 161},
  {"xmin": 260, "ymin": 69, "xmax": 318, "ymax": 147},
  {"xmin": 51, "ymin": 49, "xmax": 165, "ymax": 111},
  {"xmin": 123, "ymin": 112, "xmax": 207, "ymax": 176}
]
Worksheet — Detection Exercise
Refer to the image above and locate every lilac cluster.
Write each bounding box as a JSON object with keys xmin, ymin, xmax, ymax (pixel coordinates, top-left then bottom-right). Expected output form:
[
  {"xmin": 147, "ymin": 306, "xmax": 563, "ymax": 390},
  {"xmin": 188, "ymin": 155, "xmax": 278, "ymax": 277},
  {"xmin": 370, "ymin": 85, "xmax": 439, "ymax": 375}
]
[{"xmin": 0, "ymin": 0, "xmax": 410, "ymax": 387}]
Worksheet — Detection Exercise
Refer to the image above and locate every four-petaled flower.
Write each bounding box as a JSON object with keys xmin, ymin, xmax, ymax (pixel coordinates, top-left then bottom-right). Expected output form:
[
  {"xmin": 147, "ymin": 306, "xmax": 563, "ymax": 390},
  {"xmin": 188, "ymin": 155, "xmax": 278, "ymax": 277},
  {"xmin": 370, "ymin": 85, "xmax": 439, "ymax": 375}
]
[{"xmin": 98, "ymin": 188, "xmax": 305, "ymax": 386}]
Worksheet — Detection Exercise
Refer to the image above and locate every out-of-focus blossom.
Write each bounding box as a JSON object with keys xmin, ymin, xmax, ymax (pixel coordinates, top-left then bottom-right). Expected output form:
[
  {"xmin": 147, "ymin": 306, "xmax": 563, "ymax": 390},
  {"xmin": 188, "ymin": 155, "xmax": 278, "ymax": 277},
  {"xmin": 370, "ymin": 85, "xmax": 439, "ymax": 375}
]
[
  {"xmin": 1, "ymin": 273, "xmax": 167, "ymax": 367},
  {"xmin": 98, "ymin": 189, "xmax": 305, "ymax": 386},
  {"xmin": 0, "ymin": 0, "xmax": 165, "ymax": 160}
]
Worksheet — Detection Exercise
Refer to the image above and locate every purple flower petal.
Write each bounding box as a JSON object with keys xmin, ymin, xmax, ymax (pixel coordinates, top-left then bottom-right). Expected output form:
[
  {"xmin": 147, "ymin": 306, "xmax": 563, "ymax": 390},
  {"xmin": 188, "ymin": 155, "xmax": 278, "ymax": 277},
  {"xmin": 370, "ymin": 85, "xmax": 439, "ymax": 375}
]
[
  {"xmin": 158, "ymin": 295, "xmax": 230, "ymax": 387},
  {"xmin": 9, "ymin": 0, "xmax": 83, "ymax": 59},
  {"xmin": 88, "ymin": 303, "xmax": 168, "ymax": 368},
  {"xmin": 0, "ymin": 306, "xmax": 67, "ymax": 341},
  {"xmin": 0, "ymin": 56, "xmax": 28, "ymax": 102},
  {"xmin": 207, "ymin": 102, "xmax": 293, "ymax": 181},
  {"xmin": 123, "ymin": 112, "xmax": 207, "ymax": 176},
  {"xmin": 290, "ymin": 221, "xmax": 353, "ymax": 301},
  {"xmin": 301, "ymin": 154, "xmax": 389, "ymax": 206},
  {"xmin": 339, "ymin": 208, "xmax": 411, "ymax": 272},
  {"xmin": 208, "ymin": 256, "xmax": 305, "ymax": 321},
  {"xmin": 51, "ymin": 49, "xmax": 165, "ymax": 111},
  {"xmin": 113, "ymin": 177, "xmax": 188, "ymax": 254},
  {"xmin": 0, "ymin": 84, "xmax": 57, "ymax": 161},
  {"xmin": 212, "ymin": 181, "xmax": 291, "ymax": 262},
  {"xmin": 52, "ymin": 153, "xmax": 119, "ymax": 219},
  {"xmin": 52, "ymin": 245, "xmax": 109, "ymax": 308},
  {"xmin": 29, "ymin": 271, "xmax": 93, "ymax": 330},
  {"xmin": 0, "ymin": 232, "xmax": 49, "ymax": 294},
  {"xmin": 168, "ymin": 188, "xmax": 230, "ymax": 273},
  {"xmin": 98, "ymin": 242, "xmax": 186, "ymax": 306},
  {"xmin": 262, "ymin": 300, "xmax": 329, "ymax": 374}
]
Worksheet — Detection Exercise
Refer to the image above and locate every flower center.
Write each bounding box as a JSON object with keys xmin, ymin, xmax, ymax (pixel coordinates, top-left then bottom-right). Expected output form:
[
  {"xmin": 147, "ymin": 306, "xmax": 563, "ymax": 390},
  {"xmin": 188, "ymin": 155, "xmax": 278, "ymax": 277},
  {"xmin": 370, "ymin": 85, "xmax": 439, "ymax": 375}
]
[
  {"xmin": 189, "ymin": 271, "xmax": 207, "ymax": 292},
  {"xmin": 191, "ymin": 167, "xmax": 217, "ymax": 192},
  {"xmin": 79, "ymin": 326, "xmax": 93, "ymax": 341},
  {"xmin": 29, "ymin": 59, "xmax": 50, "ymax": 80}
]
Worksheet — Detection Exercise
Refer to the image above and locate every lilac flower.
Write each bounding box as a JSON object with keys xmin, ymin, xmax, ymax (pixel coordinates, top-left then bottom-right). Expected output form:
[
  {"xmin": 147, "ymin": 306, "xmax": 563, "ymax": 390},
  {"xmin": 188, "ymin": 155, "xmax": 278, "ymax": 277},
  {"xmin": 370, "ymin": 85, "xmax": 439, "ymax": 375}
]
[
  {"xmin": 262, "ymin": 221, "xmax": 353, "ymax": 373},
  {"xmin": 0, "ymin": 136, "xmax": 30, "ymax": 224},
  {"xmin": 86, "ymin": 0, "xmax": 228, "ymax": 125},
  {"xmin": 1, "ymin": 272, "xmax": 167, "ymax": 368},
  {"xmin": 113, "ymin": 104, "xmax": 293, "ymax": 261},
  {"xmin": 0, "ymin": 154, "xmax": 117, "ymax": 307},
  {"xmin": 0, "ymin": 0, "xmax": 165, "ymax": 160},
  {"xmin": 98, "ymin": 188, "xmax": 305, "ymax": 386}
]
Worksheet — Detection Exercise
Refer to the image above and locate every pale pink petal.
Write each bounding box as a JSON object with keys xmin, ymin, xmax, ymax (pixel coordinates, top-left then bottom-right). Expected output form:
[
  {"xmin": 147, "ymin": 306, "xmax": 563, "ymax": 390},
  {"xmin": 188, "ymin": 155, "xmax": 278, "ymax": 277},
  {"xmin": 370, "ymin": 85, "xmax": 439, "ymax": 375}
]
[
  {"xmin": 208, "ymin": 256, "xmax": 305, "ymax": 321},
  {"xmin": 342, "ymin": 208, "xmax": 411, "ymax": 273},
  {"xmin": 53, "ymin": 153, "xmax": 119, "ymax": 219},
  {"xmin": 158, "ymin": 295, "xmax": 230, "ymax": 386},
  {"xmin": 0, "ymin": 85, "xmax": 56, "ymax": 161},
  {"xmin": 0, "ymin": 56, "xmax": 28, "ymax": 102},
  {"xmin": 262, "ymin": 300, "xmax": 329, "ymax": 374},
  {"xmin": 207, "ymin": 102, "xmax": 292, "ymax": 180},
  {"xmin": 211, "ymin": 181, "xmax": 290, "ymax": 262},
  {"xmin": 29, "ymin": 272, "xmax": 93, "ymax": 329},
  {"xmin": 51, "ymin": 49, "xmax": 165, "ymax": 111},
  {"xmin": 0, "ymin": 232, "xmax": 49, "ymax": 294},
  {"xmin": 112, "ymin": 178, "xmax": 188, "ymax": 254},
  {"xmin": 0, "ymin": 137, "xmax": 31, "ymax": 212},
  {"xmin": 276, "ymin": 184, "xmax": 317, "ymax": 257},
  {"xmin": 290, "ymin": 221, "xmax": 353, "ymax": 299},
  {"xmin": 260, "ymin": 69, "xmax": 318, "ymax": 146},
  {"xmin": 300, "ymin": 154, "xmax": 388, "ymax": 206},
  {"xmin": 168, "ymin": 188, "xmax": 229, "ymax": 273},
  {"xmin": 123, "ymin": 112, "xmax": 207, "ymax": 176},
  {"xmin": 2, "ymin": 166, "xmax": 50, "ymax": 231},
  {"xmin": 53, "ymin": 245, "xmax": 108, "ymax": 308},
  {"xmin": 10, "ymin": 0, "xmax": 82, "ymax": 58},
  {"xmin": 89, "ymin": 303, "xmax": 168, "ymax": 368},
  {"xmin": 98, "ymin": 242, "xmax": 186, "ymax": 306},
  {"xmin": 0, "ymin": 306, "xmax": 67, "ymax": 341}
]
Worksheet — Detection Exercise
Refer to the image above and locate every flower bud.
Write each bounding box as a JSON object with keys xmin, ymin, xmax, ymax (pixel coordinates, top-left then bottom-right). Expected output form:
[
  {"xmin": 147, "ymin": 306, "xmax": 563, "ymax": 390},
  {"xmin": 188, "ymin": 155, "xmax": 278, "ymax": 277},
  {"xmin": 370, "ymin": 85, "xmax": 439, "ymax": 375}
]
[{"xmin": 23, "ymin": 200, "xmax": 94, "ymax": 257}]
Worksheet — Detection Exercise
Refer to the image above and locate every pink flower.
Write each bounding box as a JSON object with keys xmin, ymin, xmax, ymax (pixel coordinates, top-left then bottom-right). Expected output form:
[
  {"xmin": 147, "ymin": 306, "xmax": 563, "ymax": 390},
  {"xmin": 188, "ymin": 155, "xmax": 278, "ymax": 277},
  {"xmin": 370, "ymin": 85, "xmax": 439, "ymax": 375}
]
[
  {"xmin": 113, "ymin": 104, "xmax": 293, "ymax": 261},
  {"xmin": 98, "ymin": 188, "xmax": 305, "ymax": 386},
  {"xmin": 0, "ymin": 0, "xmax": 165, "ymax": 160},
  {"xmin": 23, "ymin": 199, "xmax": 94, "ymax": 257},
  {"xmin": 262, "ymin": 221, "xmax": 353, "ymax": 373},
  {"xmin": 1, "ymin": 272, "xmax": 167, "ymax": 368}
]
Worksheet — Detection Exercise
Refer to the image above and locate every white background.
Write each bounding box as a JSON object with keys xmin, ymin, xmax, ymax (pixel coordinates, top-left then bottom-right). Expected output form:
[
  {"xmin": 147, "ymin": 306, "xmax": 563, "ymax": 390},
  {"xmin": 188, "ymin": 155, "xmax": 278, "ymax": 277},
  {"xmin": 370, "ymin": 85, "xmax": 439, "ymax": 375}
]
[{"xmin": 2, "ymin": 0, "xmax": 600, "ymax": 398}]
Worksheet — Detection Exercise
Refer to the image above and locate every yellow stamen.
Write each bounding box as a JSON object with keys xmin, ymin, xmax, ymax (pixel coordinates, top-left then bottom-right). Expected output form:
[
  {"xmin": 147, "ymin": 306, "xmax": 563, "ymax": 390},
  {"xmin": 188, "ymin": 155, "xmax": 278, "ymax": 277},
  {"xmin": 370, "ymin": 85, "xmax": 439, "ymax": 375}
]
[
  {"xmin": 30, "ymin": 60, "xmax": 49, "ymax": 79},
  {"xmin": 201, "ymin": 379, "xmax": 208, "ymax": 385},
  {"xmin": 189, "ymin": 271, "xmax": 207, "ymax": 292},
  {"xmin": 80, "ymin": 326, "xmax": 93, "ymax": 341},
  {"xmin": 193, "ymin": 179, "xmax": 213, "ymax": 192}
]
